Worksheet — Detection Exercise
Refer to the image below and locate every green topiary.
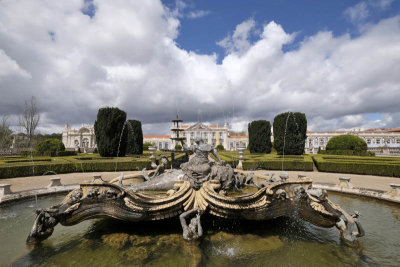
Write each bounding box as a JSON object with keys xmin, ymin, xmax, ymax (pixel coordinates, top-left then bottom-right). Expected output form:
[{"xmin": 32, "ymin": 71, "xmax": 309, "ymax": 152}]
[
  {"xmin": 94, "ymin": 107, "xmax": 128, "ymax": 157},
  {"xmin": 216, "ymin": 144, "xmax": 224, "ymax": 151},
  {"xmin": 35, "ymin": 138, "xmax": 65, "ymax": 156},
  {"xmin": 126, "ymin": 120, "xmax": 143, "ymax": 154},
  {"xmin": 143, "ymin": 142, "xmax": 153, "ymax": 151},
  {"xmin": 273, "ymin": 112, "xmax": 307, "ymax": 155},
  {"xmin": 248, "ymin": 120, "xmax": 272, "ymax": 153},
  {"xmin": 175, "ymin": 144, "xmax": 182, "ymax": 150},
  {"xmin": 326, "ymin": 135, "xmax": 367, "ymax": 153}
]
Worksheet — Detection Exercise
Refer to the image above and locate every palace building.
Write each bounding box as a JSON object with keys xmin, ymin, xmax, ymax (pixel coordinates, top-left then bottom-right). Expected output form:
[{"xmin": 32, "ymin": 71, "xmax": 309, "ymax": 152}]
[
  {"xmin": 305, "ymin": 128, "xmax": 400, "ymax": 155},
  {"xmin": 62, "ymin": 124, "xmax": 97, "ymax": 153},
  {"xmin": 144, "ymin": 122, "xmax": 248, "ymax": 151}
]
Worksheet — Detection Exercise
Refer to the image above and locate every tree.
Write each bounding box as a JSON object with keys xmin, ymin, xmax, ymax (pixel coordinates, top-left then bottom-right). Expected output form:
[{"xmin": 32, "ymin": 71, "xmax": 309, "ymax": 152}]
[
  {"xmin": 0, "ymin": 115, "xmax": 13, "ymax": 148},
  {"xmin": 273, "ymin": 112, "xmax": 307, "ymax": 155},
  {"xmin": 126, "ymin": 120, "xmax": 143, "ymax": 154},
  {"xmin": 19, "ymin": 96, "xmax": 40, "ymax": 148},
  {"xmin": 326, "ymin": 135, "xmax": 367, "ymax": 153},
  {"xmin": 143, "ymin": 142, "xmax": 153, "ymax": 151},
  {"xmin": 216, "ymin": 144, "xmax": 224, "ymax": 151},
  {"xmin": 248, "ymin": 120, "xmax": 272, "ymax": 153},
  {"xmin": 94, "ymin": 107, "xmax": 128, "ymax": 157},
  {"xmin": 35, "ymin": 138, "xmax": 65, "ymax": 156}
]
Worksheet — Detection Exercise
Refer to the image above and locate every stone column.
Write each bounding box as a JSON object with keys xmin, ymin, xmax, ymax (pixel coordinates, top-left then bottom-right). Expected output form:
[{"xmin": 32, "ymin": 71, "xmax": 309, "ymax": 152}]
[
  {"xmin": 236, "ymin": 146, "xmax": 245, "ymax": 170},
  {"xmin": 149, "ymin": 146, "xmax": 157, "ymax": 169}
]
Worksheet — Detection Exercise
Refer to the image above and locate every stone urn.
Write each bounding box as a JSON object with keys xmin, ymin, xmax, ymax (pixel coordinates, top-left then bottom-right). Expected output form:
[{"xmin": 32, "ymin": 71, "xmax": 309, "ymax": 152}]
[
  {"xmin": 148, "ymin": 146, "xmax": 157, "ymax": 169},
  {"xmin": 236, "ymin": 146, "xmax": 246, "ymax": 170}
]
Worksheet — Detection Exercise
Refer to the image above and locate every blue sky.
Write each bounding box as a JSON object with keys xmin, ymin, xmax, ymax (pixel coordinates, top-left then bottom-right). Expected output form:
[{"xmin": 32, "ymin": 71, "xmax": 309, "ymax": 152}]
[
  {"xmin": 163, "ymin": 0, "xmax": 400, "ymax": 63},
  {"xmin": 0, "ymin": 0, "xmax": 400, "ymax": 134}
]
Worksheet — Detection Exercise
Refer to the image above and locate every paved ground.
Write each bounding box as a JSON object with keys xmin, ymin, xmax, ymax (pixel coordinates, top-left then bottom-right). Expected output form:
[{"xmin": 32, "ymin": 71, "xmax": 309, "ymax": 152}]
[{"xmin": 1, "ymin": 170, "xmax": 399, "ymax": 193}]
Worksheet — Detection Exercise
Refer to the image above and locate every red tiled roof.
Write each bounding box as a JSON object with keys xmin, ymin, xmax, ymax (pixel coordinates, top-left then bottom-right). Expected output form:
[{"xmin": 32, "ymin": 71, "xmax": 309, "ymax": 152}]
[
  {"xmin": 143, "ymin": 135, "xmax": 170, "ymax": 138},
  {"xmin": 387, "ymin": 128, "xmax": 400, "ymax": 132}
]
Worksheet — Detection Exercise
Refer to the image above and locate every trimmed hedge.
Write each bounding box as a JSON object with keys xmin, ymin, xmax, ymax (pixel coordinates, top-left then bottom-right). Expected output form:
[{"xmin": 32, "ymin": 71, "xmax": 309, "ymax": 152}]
[
  {"xmin": 248, "ymin": 120, "xmax": 272, "ymax": 153},
  {"xmin": 312, "ymin": 155, "xmax": 400, "ymax": 177},
  {"xmin": 126, "ymin": 120, "xmax": 143, "ymax": 155},
  {"xmin": 0, "ymin": 160, "xmax": 151, "ymax": 179},
  {"xmin": 318, "ymin": 149, "xmax": 374, "ymax": 156},
  {"xmin": 94, "ymin": 107, "xmax": 128, "ymax": 157},
  {"xmin": 273, "ymin": 112, "xmax": 307, "ymax": 155}
]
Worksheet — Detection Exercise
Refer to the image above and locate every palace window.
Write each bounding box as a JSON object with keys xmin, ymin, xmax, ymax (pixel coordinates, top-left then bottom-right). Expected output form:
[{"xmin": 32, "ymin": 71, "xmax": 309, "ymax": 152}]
[
  {"xmin": 212, "ymin": 132, "xmax": 216, "ymax": 139},
  {"xmin": 164, "ymin": 143, "xmax": 169, "ymax": 149},
  {"xmin": 190, "ymin": 132, "xmax": 194, "ymax": 139},
  {"xmin": 203, "ymin": 132, "xmax": 208, "ymax": 139},
  {"xmin": 376, "ymin": 139, "xmax": 381, "ymax": 144},
  {"xmin": 182, "ymin": 132, "xmax": 186, "ymax": 138},
  {"xmin": 367, "ymin": 139, "xmax": 371, "ymax": 144},
  {"xmin": 397, "ymin": 139, "xmax": 400, "ymax": 144},
  {"xmin": 387, "ymin": 139, "xmax": 391, "ymax": 144}
]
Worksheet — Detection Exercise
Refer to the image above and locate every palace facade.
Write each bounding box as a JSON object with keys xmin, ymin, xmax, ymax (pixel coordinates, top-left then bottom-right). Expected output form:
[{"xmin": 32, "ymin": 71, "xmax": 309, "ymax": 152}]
[
  {"xmin": 144, "ymin": 122, "xmax": 248, "ymax": 151},
  {"xmin": 305, "ymin": 128, "xmax": 400, "ymax": 155},
  {"xmin": 62, "ymin": 124, "xmax": 97, "ymax": 153}
]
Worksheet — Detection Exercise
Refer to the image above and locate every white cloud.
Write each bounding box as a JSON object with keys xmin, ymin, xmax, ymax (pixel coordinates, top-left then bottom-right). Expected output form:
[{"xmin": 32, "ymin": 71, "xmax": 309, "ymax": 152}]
[
  {"xmin": 344, "ymin": 2, "xmax": 370, "ymax": 22},
  {"xmin": 217, "ymin": 18, "xmax": 256, "ymax": 55},
  {"xmin": 187, "ymin": 10, "xmax": 210, "ymax": 19},
  {"xmin": 0, "ymin": 0, "xmax": 399, "ymax": 134}
]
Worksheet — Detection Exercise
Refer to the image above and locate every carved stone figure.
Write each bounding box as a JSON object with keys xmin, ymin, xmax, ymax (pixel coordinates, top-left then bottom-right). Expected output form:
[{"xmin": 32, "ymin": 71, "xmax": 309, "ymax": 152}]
[{"xmin": 180, "ymin": 208, "xmax": 203, "ymax": 241}]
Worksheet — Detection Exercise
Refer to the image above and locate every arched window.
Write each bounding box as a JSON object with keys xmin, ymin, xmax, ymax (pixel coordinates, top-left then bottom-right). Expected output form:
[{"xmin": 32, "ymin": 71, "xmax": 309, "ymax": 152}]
[{"xmin": 82, "ymin": 138, "xmax": 89, "ymax": 147}]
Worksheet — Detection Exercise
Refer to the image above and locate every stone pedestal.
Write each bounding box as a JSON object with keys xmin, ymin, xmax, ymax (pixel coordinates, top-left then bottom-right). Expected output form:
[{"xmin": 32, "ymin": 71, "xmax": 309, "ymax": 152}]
[
  {"xmin": 389, "ymin": 183, "xmax": 400, "ymax": 197},
  {"xmin": 92, "ymin": 175, "xmax": 105, "ymax": 184},
  {"xmin": 0, "ymin": 184, "xmax": 12, "ymax": 197},
  {"xmin": 339, "ymin": 177, "xmax": 353, "ymax": 189},
  {"xmin": 236, "ymin": 147, "xmax": 245, "ymax": 170},
  {"xmin": 47, "ymin": 177, "xmax": 62, "ymax": 188},
  {"xmin": 149, "ymin": 146, "xmax": 157, "ymax": 169}
]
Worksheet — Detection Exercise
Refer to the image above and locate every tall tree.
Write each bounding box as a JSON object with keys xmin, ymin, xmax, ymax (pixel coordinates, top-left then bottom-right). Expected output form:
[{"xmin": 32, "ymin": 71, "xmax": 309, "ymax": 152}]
[
  {"xmin": 248, "ymin": 120, "xmax": 272, "ymax": 153},
  {"xmin": 19, "ymin": 96, "xmax": 40, "ymax": 148},
  {"xmin": 126, "ymin": 120, "xmax": 143, "ymax": 154},
  {"xmin": 273, "ymin": 112, "xmax": 307, "ymax": 155},
  {"xmin": 0, "ymin": 115, "xmax": 13, "ymax": 148},
  {"xmin": 94, "ymin": 107, "xmax": 127, "ymax": 157}
]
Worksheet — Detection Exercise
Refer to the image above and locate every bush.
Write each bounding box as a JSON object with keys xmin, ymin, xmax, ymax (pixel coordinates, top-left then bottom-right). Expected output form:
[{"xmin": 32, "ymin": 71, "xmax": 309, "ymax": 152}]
[
  {"xmin": 273, "ymin": 112, "xmax": 307, "ymax": 155},
  {"xmin": 325, "ymin": 135, "xmax": 367, "ymax": 154},
  {"xmin": 35, "ymin": 138, "xmax": 65, "ymax": 156},
  {"xmin": 94, "ymin": 107, "xmax": 128, "ymax": 157},
  {"xmin": 175, "ymin": 144, "xmax": 182, "ymax": 150},
  {"xmin": 143, "ymin": 142, "xmax": 153, "ymax": 151},
  {"xmin": 318, "ymin": 149, "xmax": 374, "ymax": 156},
  {"xmin": 248, "ymin": 120, "xmax": 272, "ymax": 153},
  {"xmin": 126, "ymin": 120, "xmax": 143, "ymax": 154},
  {"xmin": 216, "ymin": 144, "xmax": 224, "ymax": 151}
]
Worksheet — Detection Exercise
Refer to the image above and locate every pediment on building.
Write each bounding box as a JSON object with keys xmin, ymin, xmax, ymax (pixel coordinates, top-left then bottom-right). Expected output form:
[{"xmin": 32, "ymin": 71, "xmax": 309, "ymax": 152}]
[{"xmin": 186, "ymin": 122, "xmax": 212, "ymax": 131}]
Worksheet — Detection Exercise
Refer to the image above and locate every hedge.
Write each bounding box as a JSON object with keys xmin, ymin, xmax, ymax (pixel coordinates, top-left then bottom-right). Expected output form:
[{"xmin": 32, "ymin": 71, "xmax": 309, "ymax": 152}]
[
  {"xmin": 243, "ymin": 159, "xmax": 313, "ymax": 171},
  {"xmin": 312, "ymin": 155, "xmax": 400, "ymax": 177},
  {"xmin": 0, "ymin": 160, "xmax": 151, "ymax": 179},
  {"xmin": 248, "ymin": 120, "xmax": 272, "ymax": 153},
  {"xmin": 318, "ymin": 149, "xmax": 374, "ymax": 156}
]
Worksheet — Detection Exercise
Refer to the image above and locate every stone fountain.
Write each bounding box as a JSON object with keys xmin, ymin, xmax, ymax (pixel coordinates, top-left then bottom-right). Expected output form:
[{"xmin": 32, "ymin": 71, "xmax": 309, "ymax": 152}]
[{"xmin": 26, "ymin": 138, "xmax": 364, "ymax": 247}]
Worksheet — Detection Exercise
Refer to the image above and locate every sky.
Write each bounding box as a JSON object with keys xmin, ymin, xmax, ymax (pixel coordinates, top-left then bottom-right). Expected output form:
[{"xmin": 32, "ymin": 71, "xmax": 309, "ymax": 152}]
[{"xmin": 0, "ymin": 0, "xmax": 400, "ymax": 135}]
